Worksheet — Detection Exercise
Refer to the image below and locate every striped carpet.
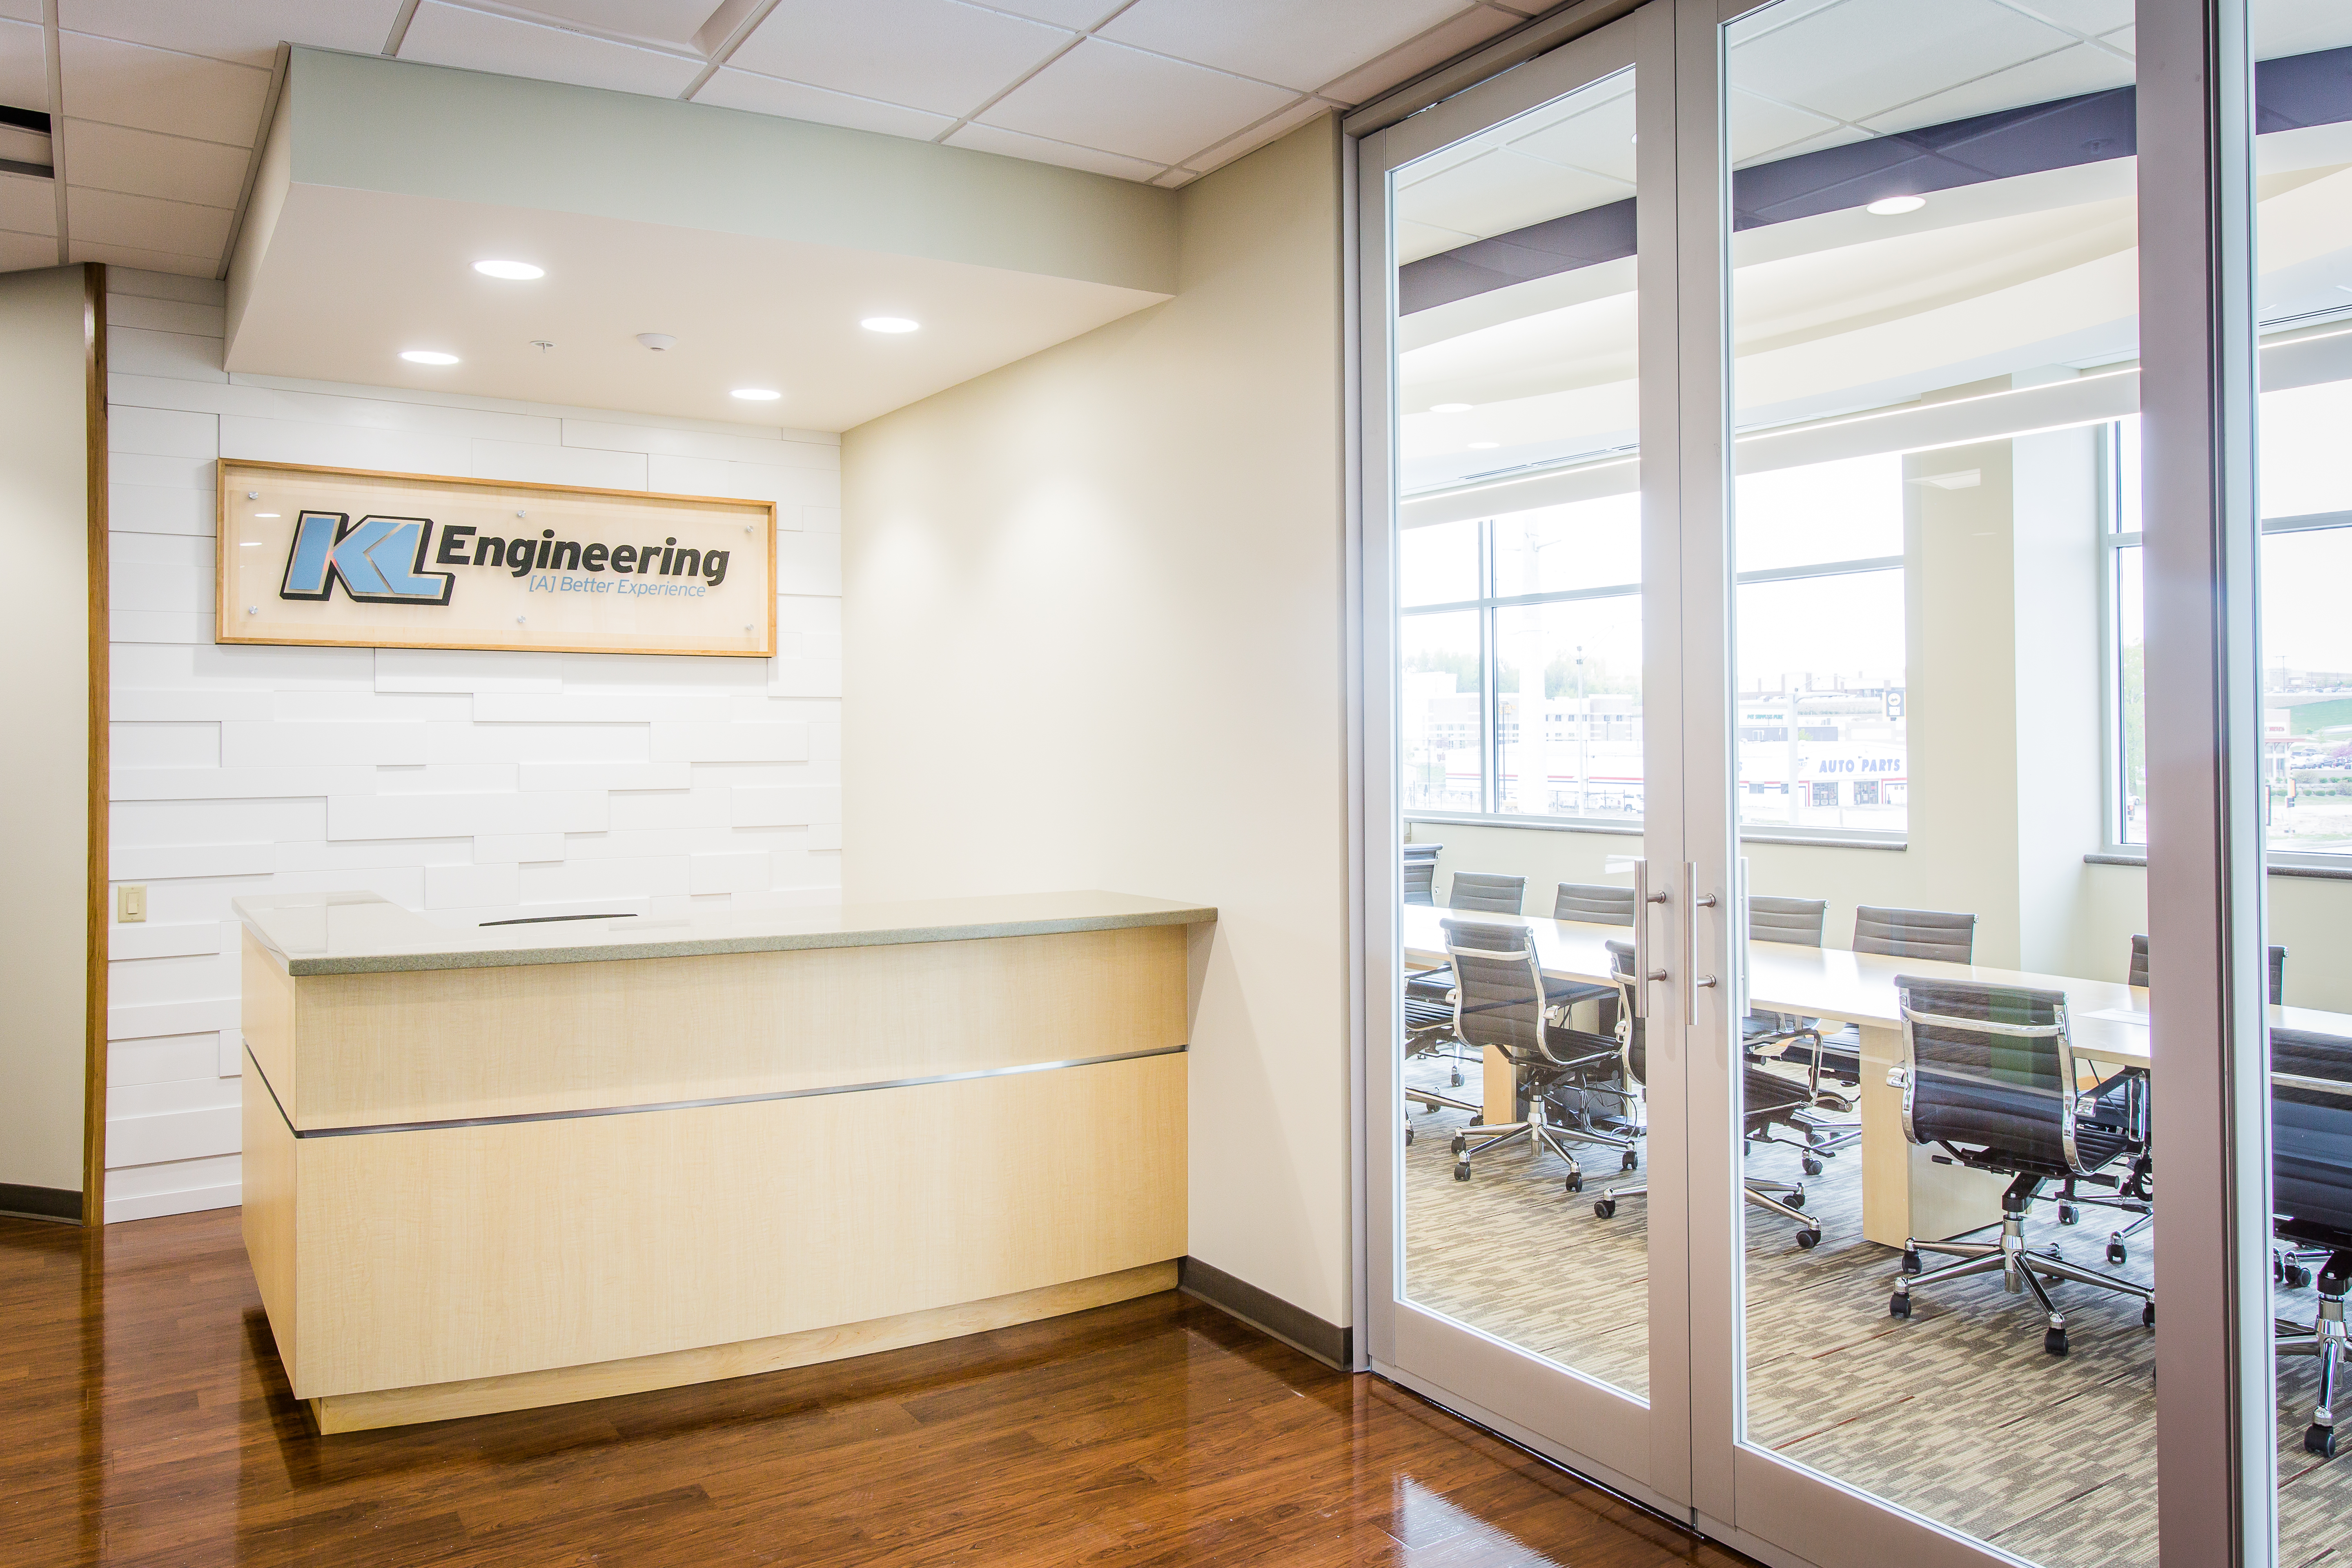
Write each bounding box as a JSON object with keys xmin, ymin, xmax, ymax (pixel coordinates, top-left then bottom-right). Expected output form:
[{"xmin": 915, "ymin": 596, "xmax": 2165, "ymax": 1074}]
[{"xmin": 1401, "ymin": 1054, "xmax": 2352, "ymax": 1567}]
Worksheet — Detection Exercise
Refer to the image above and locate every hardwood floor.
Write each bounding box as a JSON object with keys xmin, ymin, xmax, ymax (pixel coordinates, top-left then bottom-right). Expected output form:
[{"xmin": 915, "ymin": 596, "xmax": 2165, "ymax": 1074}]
[{"xmin": 0, "ymin": 1209, "xmax": 1750, "ymax": 1568}]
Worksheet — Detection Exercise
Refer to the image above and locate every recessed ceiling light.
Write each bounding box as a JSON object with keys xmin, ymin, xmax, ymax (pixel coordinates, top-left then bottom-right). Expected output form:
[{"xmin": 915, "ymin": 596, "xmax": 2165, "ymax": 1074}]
[
  {"xmin": 1431, "ymin": 402, "xmax": 1474, "ymax": 414},
  {"xmin": 473, "ymin": 259, "xmax": 544, "ymax": 280},
  {"xmin": 731, "ymin": 388, "xmax": 782, "ymax": 401},
  {"xmin": 861, "ymin": 316, "xmax": 920, "ymax": 334},
  {"xmin": 1866, "ymin": 195, "xmax": 1926, "ymax": 216},
  {"xmin": 253, "ymin": 512, "xmax": 279, "ymax": 518},
  {"xmin": 401, "ymin": 350, "xmax": 460, "ymax": 365},
  {"xmin": 1468, "ymin": 441, "xmax": 1500, "ymax": 450}
]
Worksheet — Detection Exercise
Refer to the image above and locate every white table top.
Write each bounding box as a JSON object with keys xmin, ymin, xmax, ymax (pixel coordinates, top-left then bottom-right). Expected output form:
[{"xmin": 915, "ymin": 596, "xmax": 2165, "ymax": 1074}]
[{"xmin": 1401, "ymin": 904, "xmax": 2352, "ymax": 1069}]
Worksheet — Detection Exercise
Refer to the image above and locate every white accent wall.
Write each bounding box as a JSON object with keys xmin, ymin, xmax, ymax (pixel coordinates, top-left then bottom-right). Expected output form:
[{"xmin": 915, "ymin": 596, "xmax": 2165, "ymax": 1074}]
[{"xmin": 102, "ymin": 267, "xmax": 844, "ymax": 1225}]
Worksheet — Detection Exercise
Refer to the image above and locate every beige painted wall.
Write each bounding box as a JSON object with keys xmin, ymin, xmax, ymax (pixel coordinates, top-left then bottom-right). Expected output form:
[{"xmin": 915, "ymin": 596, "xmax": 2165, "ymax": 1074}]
[
  {"xmin": 840, "ymin": 117, "xmax": 1350, "ymax": 1324},
  {"xmin": 0, "ymin": 266, "xmax": 89, "ymax": 1200}
]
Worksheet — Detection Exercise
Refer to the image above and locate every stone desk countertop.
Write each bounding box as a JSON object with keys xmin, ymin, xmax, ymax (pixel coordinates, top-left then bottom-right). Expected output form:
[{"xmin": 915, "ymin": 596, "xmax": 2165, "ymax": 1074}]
[{"xmin": 233, "ymin": 890, "xmax": 1218, "ymax": 976}]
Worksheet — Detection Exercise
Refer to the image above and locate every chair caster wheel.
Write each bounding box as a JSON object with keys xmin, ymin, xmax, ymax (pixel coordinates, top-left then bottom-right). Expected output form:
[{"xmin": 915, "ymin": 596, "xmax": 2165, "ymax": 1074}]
[
  {"xmin": 2307, "ymin": 1424, "xmax": 2338, "ymax": 1460},
  {"xmin": 1796, "ymin": 1228, "xmax": 1820, "ymax": 1250},
  {"xmin": 1594, "ymin": 1197, "xmax": 1617, "ymax": 1220},
  {"xmin": 1450, "ymin": 1069, "xmax": 1463, "ymax": 1088},
  {"xmin": 1405, "ymin": 1126, "xmax": 1414, "ymax": 1146},
  {"xmin": 1450, "ymin": 1134, "xmax": 1467, "ymax": 1156},
  {"xmin": 2044, "ymin": 1328, "xmax": 2069, "ymax": 1357},
  {"xmin": 2107, "ymin": 1241, "xmax": 2128, "ymax": 1266},
  {"xmin": 1785, "ymin": 1190, "xmax": 1805, "ymax": 1211},
  {"xmin": 1621, "ymin": 1150, "xmax": 1639, "ymax": 1172},
  {"xmin": 2143, "ymin": 1301, "xmax": 2156, "ymax": 1327},
  {"xmin": 1802, "ymin": 1156, "xmax": 1823, "ymax": 1176},
  {"xmin": 1889, "ymin": 1292, "xmax": 1911, "ymax": 1319},
  {"xmin": 1452, "ymin": 1161, "xmax": 1471, "ymax": 1183},
  {"xmin": 2287, "ymin": 1263, "xmax": 2313, "ymax": 1290},
  {"xmin": 1900, "ymin": 1247, "xmax": 1922, "ymax": 1276},
  {"xmin": 1565, "ymin": 1172, "xmax": 1583, "ymax": 1194}
]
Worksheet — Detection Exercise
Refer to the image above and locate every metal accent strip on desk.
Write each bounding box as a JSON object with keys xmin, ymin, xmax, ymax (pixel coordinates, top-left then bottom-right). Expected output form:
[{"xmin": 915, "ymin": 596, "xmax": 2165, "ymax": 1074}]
[{"xmin": 246, "ymin": 1043, "xmax": 1189, "ymax": 1140}]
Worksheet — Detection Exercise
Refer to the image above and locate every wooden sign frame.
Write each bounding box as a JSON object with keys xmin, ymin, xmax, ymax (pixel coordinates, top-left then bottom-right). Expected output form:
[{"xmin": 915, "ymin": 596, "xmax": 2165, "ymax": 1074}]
[{"xmin": 215, "ymin": 459, "xmax": 779, "ymax": 658}]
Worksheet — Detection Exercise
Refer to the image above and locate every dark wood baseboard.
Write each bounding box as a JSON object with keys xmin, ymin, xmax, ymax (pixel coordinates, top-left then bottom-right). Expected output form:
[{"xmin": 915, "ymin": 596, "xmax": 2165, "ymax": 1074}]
[
  {"xmin": 0, "ymin": 1182, "xmax": 83, "ymax": 1223},
  {"xmin": 1178, "ymin": 1255, "xmax": 1353, "ymax": 1369}
]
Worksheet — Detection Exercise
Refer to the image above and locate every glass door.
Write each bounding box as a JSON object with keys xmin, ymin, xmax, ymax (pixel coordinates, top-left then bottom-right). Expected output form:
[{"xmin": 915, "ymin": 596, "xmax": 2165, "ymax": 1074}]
[{"xmin": 1361, "ymin": 0, "xmax": 1684, "ymax": 1508}]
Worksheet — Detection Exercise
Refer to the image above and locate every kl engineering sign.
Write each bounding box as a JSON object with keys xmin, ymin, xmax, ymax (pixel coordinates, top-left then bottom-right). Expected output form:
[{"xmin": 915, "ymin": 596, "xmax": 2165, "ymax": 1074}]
[{"xmin": 217, "ymin": 459, "xmax": 776, "ymax": 658}]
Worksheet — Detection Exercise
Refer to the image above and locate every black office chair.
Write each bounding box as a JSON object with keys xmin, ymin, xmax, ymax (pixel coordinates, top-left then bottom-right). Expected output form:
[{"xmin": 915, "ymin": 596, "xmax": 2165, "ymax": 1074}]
[
  {"xmin": 1555, "ymin": 882, "xmax": 1636, "ymax": 925},
  {"xmin": 2127, "ymin": 933, "xmax": 2286, "ymax": 1004},
  {"xmin": 1402, "ymin": 872, "xmax": 1530, "ymax": 1089},
  {"xmin": 1886, "ymin": 977, "xmax": 2153, "ymax": 1354},
  {"xmin": 2272, "ymin": 1027, "xmax": 2352, "ymax": 1459},
  {"xmin": 1589, "ymin": 941, "xmax": 1820, "ymax": 1248},
  {"xmin": 1440, "ymin": 919, "xmax": 1634, "ymax": 1192},
  {"xmin": 1804, "ymin": 905, "xmax": 1982, "ymax": 1100}
]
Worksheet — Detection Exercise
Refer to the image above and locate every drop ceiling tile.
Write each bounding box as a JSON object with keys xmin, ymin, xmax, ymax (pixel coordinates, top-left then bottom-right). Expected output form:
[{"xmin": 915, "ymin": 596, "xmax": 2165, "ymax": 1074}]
[
  {"xmin": 0, "ymin": 0, "xmax": 36, "ymax": 21},
  {"xmin": 1183, "ymin": 96, "xmax": 1329, "ymax": 177},
  {"xmin": 1726, "ymin": 86, "xmax": 1846, "ymax": 167},
  {"xmin": 1863, "ymin": 40, "xmax": 2133, "ymax": 136},
  {"xmin": 0, "ymin": 167, "xmax": 53, "ymax": 233},
  {"xmin": 2100, "ymin": 23, "xmax": 2133, "ymax": 56},
  {"xmin": 1, "ymin": 16, "xmax": 48, "ymax": 112},
  {"xmin": 978, "ymin": 37, "xmax": 1294, "ymax": 165},
  {"xmin": 693, "ymin": 67, "xmax": 956, "ymax": 141},
  {"xmin": 58, "ymin": 31, "xmax": 270, "ymax": 144},
  {"xmin": 58, "ymin": 0, "xmax": 403, "ymax": 70},
  {"xmin": 67, "ymin": 234, "xmax": 217, "ymax": 275},
  {"xmin": 1318, "ymin": 3, "xmax": 1523, "ymax": 105},
  {"xmin": 728, "ymin": 0, "xmax": 1071, "ymax": 119},
  {"xmin": 1724, "ymin": 0, "xmax": 2076, "ymax": 125},
  {"xmin": 944, "ymin": 121, "xmax": 1162, "ymax": 181},
  {"xmin": 1098, "ymin": 0, "xmax": 1469, "ymax": 95},
  {"xmin": 507, "ymin": 0, "xmax": 720, "ymax": 47},
  {"xmin": 2002, "ymin": 0, "xmax": 2133, "ymax": 36},
  {"xmin": 1506, "ymin": 84, "xmax": 1638, "ymax": 184},
  {"xmin": 1737, "ymin": 122, "xmax": 1873, "ymax": 170},
  {"xmin": 1395, "ymin": 145, "xmax": 1631, "ymax": 239},
  {"xmin": 397, "ymin": 2, "xmax": 703, "ymax": 98},
  {"xmin": 0, "ymin": 227, "xmax": 54, "ymax": 268},
  {"xmin": 971, "ymin": 0, "xmax": 1124, "ymax": 27},
  {"xmin": 2254, "ymin": 0, "xmax": 2349, "ymax": 58},
  {"xmin": 67, "ymin": 184, "xmax": 232, "ymax": 256},
  {"xmin": 0, "ymin": 121, "xmax": 47, "ymax": 165},
  {"xmin": 64, "ymin": 119, "xmax": 247, "ymax": 206},
  {"xmin": 1396, "ymin": 216, "xmax": 1478, "ymax": 264}
]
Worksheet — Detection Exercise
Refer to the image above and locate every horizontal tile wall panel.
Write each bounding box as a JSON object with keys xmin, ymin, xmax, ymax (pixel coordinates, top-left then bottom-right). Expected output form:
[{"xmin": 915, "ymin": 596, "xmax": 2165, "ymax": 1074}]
[{"xmin": 98, "ymin": 270, "xmax": 844, "ymax": 1222}]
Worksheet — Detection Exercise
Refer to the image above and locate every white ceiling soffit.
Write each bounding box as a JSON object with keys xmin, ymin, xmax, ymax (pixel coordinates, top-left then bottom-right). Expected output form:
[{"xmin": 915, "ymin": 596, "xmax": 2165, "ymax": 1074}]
[{"xmin": 226, "ymin": 49, "xmax": 1176, "ymax": 432}]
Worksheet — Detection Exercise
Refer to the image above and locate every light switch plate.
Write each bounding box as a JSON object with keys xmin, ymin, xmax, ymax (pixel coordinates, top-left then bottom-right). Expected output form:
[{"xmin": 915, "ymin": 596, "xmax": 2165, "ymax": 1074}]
[{"xmin": 116, "ymin": 884, "xmax": 146, "ymax": 923}]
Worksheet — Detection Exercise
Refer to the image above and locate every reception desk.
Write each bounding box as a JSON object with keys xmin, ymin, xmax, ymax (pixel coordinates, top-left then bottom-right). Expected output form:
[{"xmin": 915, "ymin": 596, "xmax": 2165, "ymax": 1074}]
[{"xmin": 236, "ymin": 889, "xmax": 1212, "ymax": 1433}]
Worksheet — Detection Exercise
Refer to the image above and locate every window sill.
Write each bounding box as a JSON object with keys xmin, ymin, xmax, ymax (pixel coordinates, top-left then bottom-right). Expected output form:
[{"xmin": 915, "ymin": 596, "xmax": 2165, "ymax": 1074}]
[
  {"xmin": 1404, "ymin": 812, "xmax": 1907, "ymax": 850},
  {"xmin": 2085, "ymin": 851, "xmax": 2352, "ymax": 881}
]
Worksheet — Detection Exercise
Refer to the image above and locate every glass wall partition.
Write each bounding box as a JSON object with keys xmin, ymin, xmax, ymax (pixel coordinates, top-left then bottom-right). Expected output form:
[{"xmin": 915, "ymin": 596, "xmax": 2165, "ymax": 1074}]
[
  {"xmin": 1722, "ymin": 2, "xmax": 2156, "ymax": 1564},
  {"xmin": 1389, "ymin": 46, "xmax": 1656, "ymax": 1408}
]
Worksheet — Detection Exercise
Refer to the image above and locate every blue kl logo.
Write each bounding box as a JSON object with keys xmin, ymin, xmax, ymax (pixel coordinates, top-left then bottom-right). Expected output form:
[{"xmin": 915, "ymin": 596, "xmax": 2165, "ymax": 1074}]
[{"xmin": 279, "ymin": 510, "xmax": 454, "ymax": 606}]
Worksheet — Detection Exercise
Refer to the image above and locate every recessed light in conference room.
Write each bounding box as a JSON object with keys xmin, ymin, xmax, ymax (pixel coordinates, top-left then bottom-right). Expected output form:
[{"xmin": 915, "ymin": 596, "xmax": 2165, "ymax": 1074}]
[
  {"xmin": 472, "ymin": 259, "xmax": 544, "ymax": 280},
  {"xmin": 1431, "ymin": 402, "xmax": 1473, "ymax": 413},
  {"xmin": 400, "ymin": 350, "xmax": 460, "ymax": 364},
  {"xmin": 731, "ymin": 388, "xmax": 782, "ymax": 401},
  {"xmin": 1468, "ymin": 441, "xmax": 1499, "ymax": 450},
  {"xmin": 861, "ymin": 316, "xmax": 919, "ymax": 334},
  {"xmin": 1866, "ymin": 195, "xmax": 1926, "ymax": 216}
]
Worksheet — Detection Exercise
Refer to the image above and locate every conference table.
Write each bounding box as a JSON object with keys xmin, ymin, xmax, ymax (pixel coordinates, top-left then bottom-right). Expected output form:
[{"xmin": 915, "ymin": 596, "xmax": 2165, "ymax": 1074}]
[{"xmin": 1402, "ymin": 904, "xmax": 2352, "ymax": 1247}]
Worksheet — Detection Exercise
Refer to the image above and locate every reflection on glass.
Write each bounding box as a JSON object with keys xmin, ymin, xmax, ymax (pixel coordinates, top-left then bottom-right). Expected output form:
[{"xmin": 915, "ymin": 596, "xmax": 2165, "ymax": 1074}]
[
  {"xmin": 2254, "ymin": 4, "xmax": 2352, "ymax": 1538},
  {"xmin": 1727, "ymin": 1, "xmax": 2156, "ymax": 1562},
  {"xmin": 1392, "ymin": 61, "xmax": 1651, "ymax": 1402}
]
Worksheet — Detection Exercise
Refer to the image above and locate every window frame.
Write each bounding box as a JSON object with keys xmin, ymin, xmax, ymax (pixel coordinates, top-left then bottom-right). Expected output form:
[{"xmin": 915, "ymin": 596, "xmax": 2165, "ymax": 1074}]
[{"xmin": 1400, "ymin": 510, "xmax": 1907, "ymax": 844}]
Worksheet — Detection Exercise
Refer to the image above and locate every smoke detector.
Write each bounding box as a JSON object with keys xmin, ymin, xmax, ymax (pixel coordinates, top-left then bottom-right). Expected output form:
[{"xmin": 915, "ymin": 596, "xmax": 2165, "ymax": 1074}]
[{"xmin": 636, "ymin": 332, "xmax": 677, "ymax": 351}]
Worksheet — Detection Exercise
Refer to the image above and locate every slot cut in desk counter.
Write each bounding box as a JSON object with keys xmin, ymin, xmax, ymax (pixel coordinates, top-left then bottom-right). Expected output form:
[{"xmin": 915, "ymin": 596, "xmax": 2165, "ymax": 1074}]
[{"xmin": 235, "ymin": 889, "xmax": 1212, "ymax": 1433}]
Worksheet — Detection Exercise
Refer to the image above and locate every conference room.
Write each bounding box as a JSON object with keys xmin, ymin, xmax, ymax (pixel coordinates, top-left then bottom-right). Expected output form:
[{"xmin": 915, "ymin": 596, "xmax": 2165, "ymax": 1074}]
[{"xmin": 1369, "ymin": 4, "xmax": 2352, "ymax": 1565}]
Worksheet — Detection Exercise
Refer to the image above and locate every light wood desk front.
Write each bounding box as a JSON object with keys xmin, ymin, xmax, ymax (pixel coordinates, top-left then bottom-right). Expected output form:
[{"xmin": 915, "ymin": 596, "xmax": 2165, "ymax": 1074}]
[
  {"xmin": 238, "ymin": 889, "xmax": 1213, "ymax": 1432},
  {"xmin": 1403, "ymin": 905, "xmax": 2352, "ymax": 1247}
]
